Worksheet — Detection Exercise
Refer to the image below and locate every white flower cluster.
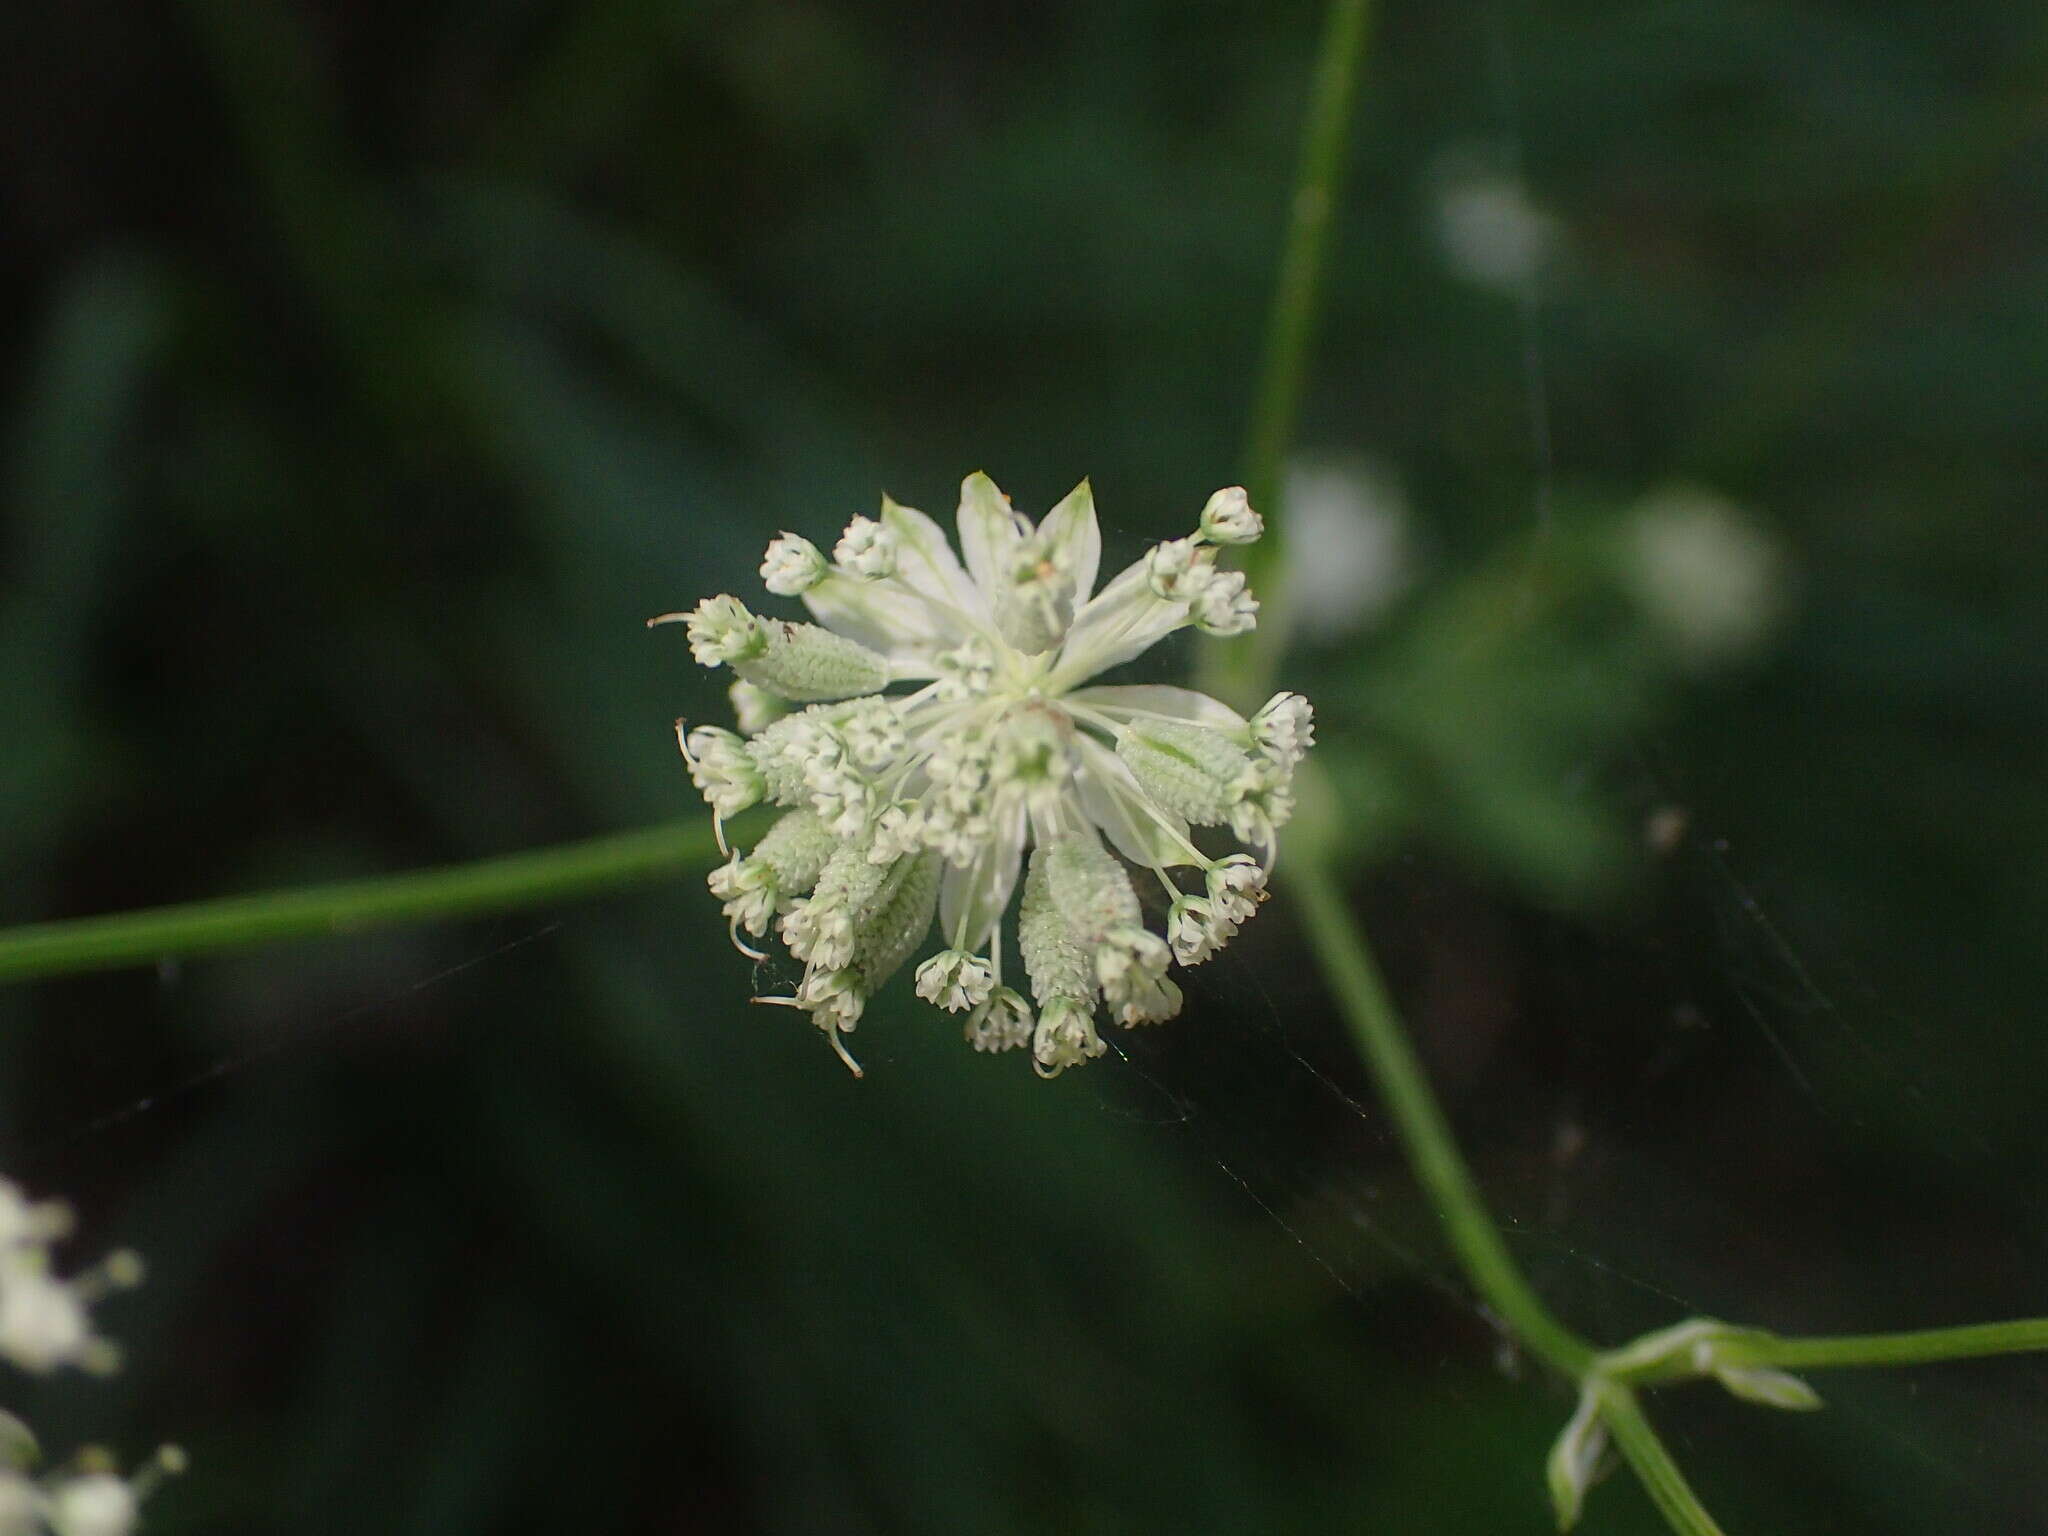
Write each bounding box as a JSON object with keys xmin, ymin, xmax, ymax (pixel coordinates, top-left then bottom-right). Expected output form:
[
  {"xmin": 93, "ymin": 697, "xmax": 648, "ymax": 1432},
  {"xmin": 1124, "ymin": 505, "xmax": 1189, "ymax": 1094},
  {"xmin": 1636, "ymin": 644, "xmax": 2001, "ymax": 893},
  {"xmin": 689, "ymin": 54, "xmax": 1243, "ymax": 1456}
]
[
  {"xmin": 0, "ymin": 1181, "xmax": 183, "ymax": 1536},
  {"xmin": 657, "ymin": 474, "xmax": 1313, "ymax": 1078}
]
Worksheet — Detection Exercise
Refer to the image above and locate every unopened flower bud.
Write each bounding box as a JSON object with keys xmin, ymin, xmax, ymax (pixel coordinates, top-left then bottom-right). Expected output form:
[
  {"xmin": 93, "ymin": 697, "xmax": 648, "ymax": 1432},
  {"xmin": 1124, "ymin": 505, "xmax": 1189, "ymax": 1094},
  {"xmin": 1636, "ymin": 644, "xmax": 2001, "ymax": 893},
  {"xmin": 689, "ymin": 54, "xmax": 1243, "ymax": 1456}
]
[
  {"xmin": 1115, "ymin": 721, "xmax": 1255, "ymax": 827},
  {"xmin": 851, "ymin": 851, "xmax": 942, "ymax": 995},
  {"xmin": 1018, "ymin": 847, "xmax": 1100, "ymax": 1007},
  {"xmin": 752, "ymin": 807, "xmax": 837, "ymax": 893},
  {"xmin": 1192, "ymin": 569, "xmax": 1258, "ymax": 636},
  {"xmin": 1041, "ymin": 835, "xmax": 1141, "ymax": 948},
  {"xmin": 761, "ymin": 533, "xmax": 829, "ymax": 595},
  {"xmin": 733, "ymin": 621, "xmax": 890, "ymax": 702},
  {"xmin": 1546, "ymin": 1388, "xmax": 1607, "ymax": 1532},
  {"xmin": 1145, "ymin": 537, "xmax": 1215, "ymax": 602},
  {"xmin": 1198, "ymin": 486, "xmax": 1263, "ymax": 544},
  {"xmin": 834, "ymin": 515, "xmax": 898, "ymax": 579}
]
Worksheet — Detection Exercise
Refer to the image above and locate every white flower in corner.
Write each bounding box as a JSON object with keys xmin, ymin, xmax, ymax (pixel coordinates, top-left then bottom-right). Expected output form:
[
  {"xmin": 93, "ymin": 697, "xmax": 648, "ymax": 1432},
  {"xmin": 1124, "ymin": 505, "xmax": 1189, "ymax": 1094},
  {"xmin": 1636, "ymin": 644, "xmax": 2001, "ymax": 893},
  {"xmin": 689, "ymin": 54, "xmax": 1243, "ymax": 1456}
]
[
  {"xmin": 653, "ymin": 474, "xmax": 1314, "ymax": 1077},
  {"xmin": 0, "ymin": 1177, "xmax": 186, "ymax": 1534}
]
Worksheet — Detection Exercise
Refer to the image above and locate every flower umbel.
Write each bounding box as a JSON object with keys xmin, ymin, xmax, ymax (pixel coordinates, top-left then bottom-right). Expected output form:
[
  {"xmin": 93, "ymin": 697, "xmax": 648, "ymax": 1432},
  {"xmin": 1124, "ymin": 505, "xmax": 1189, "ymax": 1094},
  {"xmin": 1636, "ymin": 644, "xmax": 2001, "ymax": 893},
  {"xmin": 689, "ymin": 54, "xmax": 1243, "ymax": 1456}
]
[
  {"xmin": 657, "ymin": 474, "xmax": 1311, "ymax": 1077},
  {"xmin": 0, "ymin": 1177, "xmax": 186, "ymax": 1536}
]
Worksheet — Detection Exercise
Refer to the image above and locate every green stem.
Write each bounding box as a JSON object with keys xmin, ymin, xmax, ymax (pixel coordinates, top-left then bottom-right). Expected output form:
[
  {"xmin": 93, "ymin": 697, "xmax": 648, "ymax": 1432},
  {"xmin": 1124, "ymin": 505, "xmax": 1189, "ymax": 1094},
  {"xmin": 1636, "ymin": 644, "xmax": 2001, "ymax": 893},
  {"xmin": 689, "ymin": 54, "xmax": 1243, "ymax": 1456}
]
[
  {"xmin": 1288, "ymin": 844, "xmax": 1596, "ymax": 1379},
  {"xmin": 1723, "ymin": 1319, "xmax": 2048, "ymax": 1373},
  {"xmin": 1202, "ymin": 0, "xmax": 1375, "ymax": 709},
  {"xmin": 0, "ymin": 820, "xmax": 717, "ymax": 985},
  {"xmin": 1597, "ymin": 1384, "xmax": 1729, "ymax": 1536}
]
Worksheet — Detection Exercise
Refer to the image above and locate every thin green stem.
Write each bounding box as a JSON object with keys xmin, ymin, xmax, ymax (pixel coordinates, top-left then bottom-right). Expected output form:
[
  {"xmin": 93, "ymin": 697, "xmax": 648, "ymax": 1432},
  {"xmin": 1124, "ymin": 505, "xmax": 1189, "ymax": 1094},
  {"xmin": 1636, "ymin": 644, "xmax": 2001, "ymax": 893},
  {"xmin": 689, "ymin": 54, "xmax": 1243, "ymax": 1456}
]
[
  {"xmin": 1596, "ymin": 1385, "xmax": 1729, "ymax": 1536},
  {"xmin": 1288, "ymin": 843, "xmax": 1596, "ymax": 1379},
  {"xmin": 1202, "ymin": 0, "xmax": 1375, "ymax": 709},
  {"xmin": 0, "ymin": 820, "xmax": 717, "ymax": 985},
  {"xmin": 1722, "ymin": 1318, "xmax": 2048, "ymax": 1373}
]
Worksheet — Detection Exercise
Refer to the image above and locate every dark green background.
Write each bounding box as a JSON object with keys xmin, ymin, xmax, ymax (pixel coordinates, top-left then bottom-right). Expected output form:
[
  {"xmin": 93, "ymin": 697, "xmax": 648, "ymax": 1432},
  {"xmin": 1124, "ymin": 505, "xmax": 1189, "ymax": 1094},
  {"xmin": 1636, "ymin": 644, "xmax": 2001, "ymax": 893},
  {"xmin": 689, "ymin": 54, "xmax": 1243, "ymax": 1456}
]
[{"xmin": 2, "ymin": 2, "xmax": 2044, "ymax": 1531}]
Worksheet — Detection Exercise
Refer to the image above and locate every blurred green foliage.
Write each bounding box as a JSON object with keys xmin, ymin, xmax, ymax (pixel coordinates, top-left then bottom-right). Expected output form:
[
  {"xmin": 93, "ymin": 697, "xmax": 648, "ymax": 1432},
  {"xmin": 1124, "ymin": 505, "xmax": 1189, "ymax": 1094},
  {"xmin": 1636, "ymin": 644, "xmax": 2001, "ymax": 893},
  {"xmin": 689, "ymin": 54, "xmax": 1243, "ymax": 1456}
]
[{"xmin": 1, "ymin": 2, "xmax": 2045, "ymax": 1532}]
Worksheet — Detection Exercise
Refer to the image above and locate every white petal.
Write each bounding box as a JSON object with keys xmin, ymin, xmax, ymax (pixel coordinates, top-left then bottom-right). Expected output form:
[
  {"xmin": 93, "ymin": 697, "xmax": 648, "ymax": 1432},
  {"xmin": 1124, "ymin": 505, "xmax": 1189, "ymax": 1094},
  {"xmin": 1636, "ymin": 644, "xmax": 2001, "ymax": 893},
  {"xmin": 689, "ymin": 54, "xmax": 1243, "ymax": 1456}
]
[
  {"xmin": 956, "ymin": 472, "xmax": 1028, "ymax": 600},
  {"xmin": 802, "ymin": 575, "xmax": 955, "ymax": 673},
  {"xmin": 1037, "ymin": 479, "xmax": 1102, "ymax": 606},
  {"xmin": 939, "ymin": 796, "xmax": 1027, "ymax": 953},
  {"xmin": 880, "ymin": 495, "xmax": 986, "ymax": 617},
  {"xmin": 1073, "ymin": 736, "xmax": 1198, "ymax": 868},
  {"xmin": 1067, "ymin": 684, "xmax": 1248, "ymax": 732},
  {"xmin": 1049, "ymin": 558, "xmax": 1191, "ymax": 686}
]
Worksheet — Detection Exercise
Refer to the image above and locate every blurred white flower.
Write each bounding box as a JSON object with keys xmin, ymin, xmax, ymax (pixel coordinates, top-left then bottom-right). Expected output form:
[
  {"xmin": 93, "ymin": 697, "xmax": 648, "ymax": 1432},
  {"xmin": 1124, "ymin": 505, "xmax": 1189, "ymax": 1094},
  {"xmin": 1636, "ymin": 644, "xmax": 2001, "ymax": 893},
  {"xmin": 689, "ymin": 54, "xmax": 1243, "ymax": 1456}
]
[
  {"xmin": 1431, "ymin": 151, "xmax": 1564, "ymax": 292},
  {"xmin": 1282, "ymin": 456, "xmax": 1412, "ymax": 640},
  {"xmin": 1623, "ymin": 485, "xmax": 1788, "ymax": 664},
  {"xmin": 658, "ymin": 475, "xmax": 1315, "ymax": 1077},
  {"xmin": 0, "ymin": 1180, "xmax": 184, "ymax": 1535}
]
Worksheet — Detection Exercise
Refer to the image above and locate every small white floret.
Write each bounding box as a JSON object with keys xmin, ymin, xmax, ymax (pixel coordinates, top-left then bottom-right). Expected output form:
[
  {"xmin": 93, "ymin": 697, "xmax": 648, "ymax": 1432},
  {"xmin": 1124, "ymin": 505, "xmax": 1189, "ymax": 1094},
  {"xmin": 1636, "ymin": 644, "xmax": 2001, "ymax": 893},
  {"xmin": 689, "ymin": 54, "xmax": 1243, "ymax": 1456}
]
[
  {"xmin": 1192, "ymin": 570, "xmax": 1258, "ymax": 636},
  {"xmin": 834, "ymin": 515, "xmax": 898, "ymax": 579},
  {"xmin": 760, "ymin": 533, "xmax": 829, "ymax": 595},
  {"xmin": 1198, "ymin": 486, "xmax": 1263, "ymax": 545},
  {"xmin": 915, "ymin": 951, "xmax": 995, "ymax": 1013}
]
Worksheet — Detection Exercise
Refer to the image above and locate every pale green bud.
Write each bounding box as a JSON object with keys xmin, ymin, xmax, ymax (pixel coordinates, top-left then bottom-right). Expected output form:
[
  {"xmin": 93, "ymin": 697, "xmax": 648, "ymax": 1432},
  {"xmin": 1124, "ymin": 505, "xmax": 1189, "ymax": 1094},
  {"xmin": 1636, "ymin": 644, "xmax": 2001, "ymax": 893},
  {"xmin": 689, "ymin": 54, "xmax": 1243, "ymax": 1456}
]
[
  {"xmin": 1041, "ymin": 834, "xmax": 1141, "ymax": 947},
  {"xmin": 1115, "ymin": 720, "xmax": 1255, "ymax": 827},
  {"xmin": 751, "ymin": 807, "xmax": 836, "ymax": 896},
  {"xmin": 1545, "ymin": 1388, "xmax": 1607, "ymax": 1531},
  {"xmin": 850, "ymin": 851, "xmax": 941, "ymax": 995},
  {"xmin": 1712, "ymin": 1365, "xmax": 1823, "ymax": 1411},
  {"xmin": 732, "ymin": 620, "xmax": 890, "ymax": 702},
  {"xmin": 1017, "ymin": 846, "xmax": 1099, "ymax": 1007}
]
